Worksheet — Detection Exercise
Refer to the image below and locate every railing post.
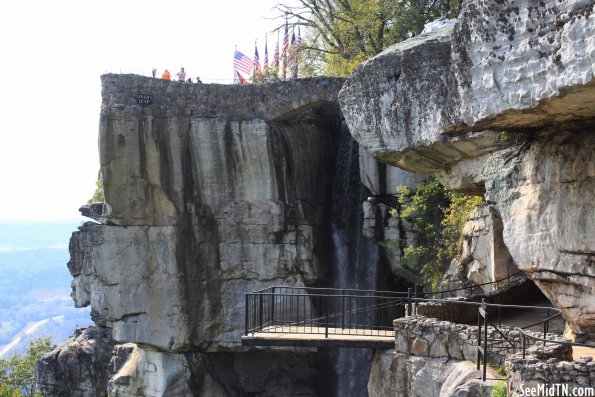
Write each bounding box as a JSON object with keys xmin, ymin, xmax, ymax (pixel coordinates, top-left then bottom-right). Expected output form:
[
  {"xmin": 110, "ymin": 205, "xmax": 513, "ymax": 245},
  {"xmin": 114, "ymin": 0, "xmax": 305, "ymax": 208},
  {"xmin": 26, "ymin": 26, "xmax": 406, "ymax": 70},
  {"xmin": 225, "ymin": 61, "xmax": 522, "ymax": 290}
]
[
  {"xmin": 325, "ymin": 294, "xmax": 329, "ymax": 338},
  {"xmin": 245, "ymin": 294, "xmax": 249, "ymax": 336},
  {"xmin": 407, "ymin": 288, "xmax": 412, "ymax": 317},
  {"xmin": 477, "ymin": 304, "xmax": 482, "ymax": 371},
  {"xmin": 522, "ymin": 334, "xmax": 526, "ymax": 359},
  {"xmin": 414, "ymin": 284, "xmax": 419, "ymax": 315},
  {"xmin": 270, "ymin": 287, "xmax": 275, "ymax": 328},
  {"xmin": 483, "ymin": 302, "xmax": 488, "ymax": 381},
  {"xmin": 544, "ymin": 308, "xmax": 549, "ymax": 346},
  {"xmin": 498, "ymin": 306, "xmax": 502, "ymax": 327},
  {"xmin": 341, "ymin": 289, "xmax": 345, "ymax": 330},
  {"xmin": 259, "ymin": 293, "xmax": 264, "ymax": 331}
]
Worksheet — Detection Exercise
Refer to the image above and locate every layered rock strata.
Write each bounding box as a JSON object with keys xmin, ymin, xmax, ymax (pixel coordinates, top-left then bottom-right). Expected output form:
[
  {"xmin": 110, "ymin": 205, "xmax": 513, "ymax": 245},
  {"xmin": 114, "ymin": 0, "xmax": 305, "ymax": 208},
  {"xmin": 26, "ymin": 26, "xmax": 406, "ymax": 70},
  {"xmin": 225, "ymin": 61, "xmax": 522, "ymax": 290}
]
[
  {"xmin": 41, "ymin": 75, "xmax": 352, "ymax": 395},
  {"xmin": 74, "ymin": 75, "xmax": 346, "ymax": 352},
  {"xmin": 339, "ymin": 0, "xmax": 595, "ymax": 336}
]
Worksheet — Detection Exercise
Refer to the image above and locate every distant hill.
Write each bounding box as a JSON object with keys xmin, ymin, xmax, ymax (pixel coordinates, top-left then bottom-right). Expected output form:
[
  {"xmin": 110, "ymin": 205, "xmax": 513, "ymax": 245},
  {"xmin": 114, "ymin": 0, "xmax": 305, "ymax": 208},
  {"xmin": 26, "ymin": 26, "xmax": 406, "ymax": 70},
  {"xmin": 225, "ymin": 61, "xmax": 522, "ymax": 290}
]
[{"xmin": 0, "ymin": 222, "xmax": 92, "ymax": 357}]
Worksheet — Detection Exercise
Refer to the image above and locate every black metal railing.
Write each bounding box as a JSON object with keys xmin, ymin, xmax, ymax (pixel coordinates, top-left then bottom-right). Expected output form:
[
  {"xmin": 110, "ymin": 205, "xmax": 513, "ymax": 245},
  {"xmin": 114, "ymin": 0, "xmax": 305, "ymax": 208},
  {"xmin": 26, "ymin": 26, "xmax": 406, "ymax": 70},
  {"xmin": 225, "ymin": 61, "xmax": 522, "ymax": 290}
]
[
  {"xmin": 420, "ymin": 270, "xmax": 524, "ymax": 299},
  {"xmin": 245, "ymin": 286, "xmax": 594, "ymax": 382},
  {"xmin": 245, "ymin": 286, "xmax": 408, "ymax": 337}
]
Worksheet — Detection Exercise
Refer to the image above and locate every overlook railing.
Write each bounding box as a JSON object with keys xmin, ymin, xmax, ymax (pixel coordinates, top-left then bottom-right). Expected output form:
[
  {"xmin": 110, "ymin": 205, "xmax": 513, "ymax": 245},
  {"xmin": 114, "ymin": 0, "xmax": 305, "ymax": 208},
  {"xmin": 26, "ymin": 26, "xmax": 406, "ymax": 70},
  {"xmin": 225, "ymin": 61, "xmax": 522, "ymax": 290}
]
[
  {"xmin": 244, "ymin": 286, "xmax": 594, "ymax": 381},
  {"xmin": 245, "ymin": 286, "xmax": 407, "ymax": 338}
]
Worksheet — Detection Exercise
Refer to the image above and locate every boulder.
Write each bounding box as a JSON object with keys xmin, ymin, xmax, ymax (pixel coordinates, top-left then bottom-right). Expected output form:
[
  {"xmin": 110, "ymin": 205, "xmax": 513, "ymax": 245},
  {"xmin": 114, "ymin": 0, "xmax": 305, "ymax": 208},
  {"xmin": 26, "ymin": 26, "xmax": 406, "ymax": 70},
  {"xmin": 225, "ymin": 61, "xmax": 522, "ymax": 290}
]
[{"xmin": 36, "ymin": 326, "xmax": 114, "ymax": 397}]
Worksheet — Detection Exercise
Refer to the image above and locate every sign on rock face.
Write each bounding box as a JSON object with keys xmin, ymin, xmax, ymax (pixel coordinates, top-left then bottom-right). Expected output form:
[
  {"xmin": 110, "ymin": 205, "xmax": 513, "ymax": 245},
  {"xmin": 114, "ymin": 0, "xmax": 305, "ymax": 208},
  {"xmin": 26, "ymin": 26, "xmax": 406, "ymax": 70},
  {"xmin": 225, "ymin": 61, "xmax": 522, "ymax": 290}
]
[{"xmin": 136, "ymin": 94, "xmax": 153, "ymax": 105}]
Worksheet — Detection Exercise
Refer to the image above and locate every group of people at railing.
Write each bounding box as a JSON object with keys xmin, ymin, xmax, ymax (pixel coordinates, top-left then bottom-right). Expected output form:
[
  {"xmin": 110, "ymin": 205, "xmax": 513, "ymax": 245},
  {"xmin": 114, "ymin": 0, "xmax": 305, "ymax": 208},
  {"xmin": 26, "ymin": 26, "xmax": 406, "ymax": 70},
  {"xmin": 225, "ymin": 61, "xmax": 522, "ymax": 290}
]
[{"xmin": 153, "ymin": 67, "xmax": 202, "ymax": 84}]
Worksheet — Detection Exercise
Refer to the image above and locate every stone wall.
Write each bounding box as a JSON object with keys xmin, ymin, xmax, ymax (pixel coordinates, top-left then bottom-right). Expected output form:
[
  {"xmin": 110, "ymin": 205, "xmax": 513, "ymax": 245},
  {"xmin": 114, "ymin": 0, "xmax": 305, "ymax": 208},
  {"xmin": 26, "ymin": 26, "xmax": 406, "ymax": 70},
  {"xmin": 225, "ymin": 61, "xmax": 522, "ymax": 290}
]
[
  {"xmin": 506, "ymin": 352, "xmax": 595, "ymax": 397},
  {"xmin": 394, "ymin": 315, "xmax": 571, "ymax": 366},
  {"xmin": 387, "ymin": 315, "xmax": 595, "ymax": 397},
  {"xmin": 368, "ymin": 314, "xmax": 580, "ymax": 397}
]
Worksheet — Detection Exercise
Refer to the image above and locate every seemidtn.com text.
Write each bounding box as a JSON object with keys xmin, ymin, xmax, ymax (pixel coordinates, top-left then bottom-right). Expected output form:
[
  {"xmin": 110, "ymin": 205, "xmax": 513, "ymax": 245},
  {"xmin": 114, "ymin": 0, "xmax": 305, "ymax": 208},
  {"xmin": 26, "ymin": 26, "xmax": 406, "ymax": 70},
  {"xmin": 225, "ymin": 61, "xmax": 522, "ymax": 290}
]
[{"xmin": 519, "ymin": 384, "xmax": 595, "ymax": 397}]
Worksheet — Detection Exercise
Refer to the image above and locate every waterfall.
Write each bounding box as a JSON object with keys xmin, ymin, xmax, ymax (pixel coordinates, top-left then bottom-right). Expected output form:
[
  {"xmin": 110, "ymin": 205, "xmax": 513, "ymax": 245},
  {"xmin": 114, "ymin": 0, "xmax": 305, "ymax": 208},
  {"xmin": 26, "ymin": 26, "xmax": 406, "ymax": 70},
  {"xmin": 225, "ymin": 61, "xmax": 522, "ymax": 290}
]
[{"xmin": 329, "ymin": 121, "xmax": 382, "ymax": 397}]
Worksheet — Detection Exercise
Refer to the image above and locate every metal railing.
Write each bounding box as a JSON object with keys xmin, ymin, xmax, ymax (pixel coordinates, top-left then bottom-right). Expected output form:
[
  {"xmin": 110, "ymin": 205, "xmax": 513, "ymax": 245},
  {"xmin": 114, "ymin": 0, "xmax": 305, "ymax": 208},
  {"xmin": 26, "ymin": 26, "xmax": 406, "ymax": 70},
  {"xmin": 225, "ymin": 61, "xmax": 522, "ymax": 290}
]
[
  {"xmin": 421, "ymin": 270, "xmax": 524, "ymax": 298},
  {"xmin": 409, "ymin": 297, "xmax": 566, "ymax": 380},
  {"xmin": 245, "ymin": 286, "xmax": 408, "ymax": 337},
  {"xmin": 245, "ymin": 286, "xmax": 593, "ymax": 381}
]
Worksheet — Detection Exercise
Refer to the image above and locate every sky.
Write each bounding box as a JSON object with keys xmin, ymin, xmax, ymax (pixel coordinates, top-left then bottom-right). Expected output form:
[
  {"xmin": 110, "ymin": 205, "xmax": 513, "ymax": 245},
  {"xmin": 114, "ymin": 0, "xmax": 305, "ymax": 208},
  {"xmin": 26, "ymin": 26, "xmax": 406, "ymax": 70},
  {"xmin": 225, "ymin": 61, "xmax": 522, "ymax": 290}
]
[{"xmin": 0, "ymin": 0, "xmax": 288, "ymax": 222}]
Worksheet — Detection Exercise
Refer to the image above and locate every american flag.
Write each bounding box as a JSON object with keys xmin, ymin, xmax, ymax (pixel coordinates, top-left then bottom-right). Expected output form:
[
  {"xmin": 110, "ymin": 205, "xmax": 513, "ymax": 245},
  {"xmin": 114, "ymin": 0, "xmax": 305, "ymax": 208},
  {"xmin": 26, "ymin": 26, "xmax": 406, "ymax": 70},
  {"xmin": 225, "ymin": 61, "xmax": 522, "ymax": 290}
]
[
  {"xmin": 235, "ymin": 69, "xmax": 247, "ymax": 85},
  {"xmin": 296, "ymin": 26, "xmax": 302, "ymax": 50},
  {"xmin": 282, "ymin": 18, "xmax": 288, "ymax": 79},
  {"xmin": 264, "ymin": 38, "xmax": 269, "ymax": 73},
  {"xmin": 253, "ymin": 42, "xmax": 262, "ymax": 74},
  {"xmin": 272, "ymin": 37, "xmax": 280, "ymax": 69},
  {"xmin": 287, "ymin": 28, "xmax": 296, "ymax": 78},
  {"xmin": 233, "ymin": 50, "xmax": 253, "ymax": 76},
  {"xmin": 293, "ymin": 27, "xmax": 301, "ymax": 78}
]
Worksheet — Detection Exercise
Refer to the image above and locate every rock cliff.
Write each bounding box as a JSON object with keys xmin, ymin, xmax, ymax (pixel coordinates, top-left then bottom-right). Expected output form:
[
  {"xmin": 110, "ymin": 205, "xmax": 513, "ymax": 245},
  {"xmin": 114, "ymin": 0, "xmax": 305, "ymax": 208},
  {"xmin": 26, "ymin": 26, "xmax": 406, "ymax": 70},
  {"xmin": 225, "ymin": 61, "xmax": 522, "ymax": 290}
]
[
  {"xmin": 339, "ymin": 0, "xmax": 595, "ymax": 337},
  {"xmin": 39, "ymin": 75, "xmax": 419, "ymax": 396}
]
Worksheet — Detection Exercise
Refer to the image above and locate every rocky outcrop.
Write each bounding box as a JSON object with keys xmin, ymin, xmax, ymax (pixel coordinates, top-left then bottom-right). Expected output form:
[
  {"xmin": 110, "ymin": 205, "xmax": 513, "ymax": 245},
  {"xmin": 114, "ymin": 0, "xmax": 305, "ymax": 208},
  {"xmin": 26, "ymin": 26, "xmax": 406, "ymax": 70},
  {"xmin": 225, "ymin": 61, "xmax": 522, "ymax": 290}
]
[
  {"xmin": 483, "ymin": 130, "xmax": 595, "ymax": 336},
  {"xmin": 69, "ymin": 75, "xmax": 346, "ymax": 353},
  {"xmin": 40, "ymin": 75, "xmax": 377, "ymax": 395},
  {"xmin": 339, "ymin": 0, "xmax": 595, "ymax": 336},
  {"xmin": 368, "ymin": 351, "xmax": 496, "ymax": 397},
  {"xmin": 37, "ymin": 326, "xmax": 114, "ymax": 397},
  {"xmin": 441, "ymin": 204, "xmax": 521, "ymax": 294},
  {"xmin": 368, "ymin": 315, "xmax": 574, "ymax": 397}
]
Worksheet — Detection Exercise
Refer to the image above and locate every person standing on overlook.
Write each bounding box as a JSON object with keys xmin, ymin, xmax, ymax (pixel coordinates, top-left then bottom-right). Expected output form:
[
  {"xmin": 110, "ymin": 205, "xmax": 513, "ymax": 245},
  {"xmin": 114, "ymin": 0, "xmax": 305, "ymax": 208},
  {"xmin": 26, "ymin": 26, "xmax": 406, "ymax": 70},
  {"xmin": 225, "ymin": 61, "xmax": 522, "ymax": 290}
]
[
  {"xmin": 162, "ymin": 69, "xmax": 171, "ymax": 80},
  {"xmin": 176, "ymin": 67, "xmax": 186, "ymax": 82}
]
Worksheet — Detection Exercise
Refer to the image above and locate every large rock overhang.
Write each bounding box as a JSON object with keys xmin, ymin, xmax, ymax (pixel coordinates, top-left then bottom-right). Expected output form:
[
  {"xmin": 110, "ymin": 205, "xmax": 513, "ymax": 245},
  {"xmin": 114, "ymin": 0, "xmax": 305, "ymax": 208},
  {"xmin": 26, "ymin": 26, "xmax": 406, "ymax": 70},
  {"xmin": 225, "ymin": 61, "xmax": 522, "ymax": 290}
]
[
  {"xmin": 339, "ymin": 1, "xmax": 595, "ymax": 192},
  {"xmin": 339, "ymin": 0, "xmax": 595, "ymax": 336}
]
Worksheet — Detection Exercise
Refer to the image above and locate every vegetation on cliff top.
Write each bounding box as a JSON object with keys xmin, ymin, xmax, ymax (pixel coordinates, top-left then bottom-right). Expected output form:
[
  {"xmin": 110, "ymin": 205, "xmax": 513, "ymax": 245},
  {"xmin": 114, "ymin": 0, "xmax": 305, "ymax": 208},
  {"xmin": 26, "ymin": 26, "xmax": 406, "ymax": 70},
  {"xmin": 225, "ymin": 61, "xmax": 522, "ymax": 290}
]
[
  {"xmin": 391, "ymin": 178, "xmax": 483, "ymax": 289},
  {"xmin": 275, "ymin": 0, "xmax": 461, "ymax": 75},
  {"xmin": 0, "ymin": 338, "xmax": 52, "ymax": 397}
]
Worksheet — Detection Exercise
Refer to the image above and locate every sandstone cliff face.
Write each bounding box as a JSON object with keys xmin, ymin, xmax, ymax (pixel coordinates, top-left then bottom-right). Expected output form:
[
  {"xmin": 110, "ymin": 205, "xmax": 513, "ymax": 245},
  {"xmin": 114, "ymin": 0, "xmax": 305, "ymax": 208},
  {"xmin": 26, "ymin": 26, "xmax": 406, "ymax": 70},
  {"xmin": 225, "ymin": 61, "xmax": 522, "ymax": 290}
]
[
  {"xmin": 339, "ymin": 0, "xmax": 595, "ymax": 336},
  {"xmin": 441, "ymin": 204, "xmax": 521, "ymax": 294},
  {"xmin": 40, "ymin": 75, "xmax": 406, "ymax": 396},
  {"xmin": 74, "ymin": 75, "xmax": 345, "ymax": 352}
]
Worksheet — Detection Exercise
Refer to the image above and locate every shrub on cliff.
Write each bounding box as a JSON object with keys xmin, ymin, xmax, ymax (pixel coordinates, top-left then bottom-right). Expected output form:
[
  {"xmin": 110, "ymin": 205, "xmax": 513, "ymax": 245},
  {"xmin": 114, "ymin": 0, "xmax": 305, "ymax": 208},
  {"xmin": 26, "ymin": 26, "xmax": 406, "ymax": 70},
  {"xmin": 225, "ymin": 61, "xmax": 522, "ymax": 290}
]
[
  {"xmin": 391, "ymin": 178, "xmax": 483, "ymax": 290},
  {"xmin": 0, "ymin": 337, "xmax": 52, "ymax": 397},
  {"xmin": 88, "ymin": 178, "xmax": 104, "ymax": 204}
]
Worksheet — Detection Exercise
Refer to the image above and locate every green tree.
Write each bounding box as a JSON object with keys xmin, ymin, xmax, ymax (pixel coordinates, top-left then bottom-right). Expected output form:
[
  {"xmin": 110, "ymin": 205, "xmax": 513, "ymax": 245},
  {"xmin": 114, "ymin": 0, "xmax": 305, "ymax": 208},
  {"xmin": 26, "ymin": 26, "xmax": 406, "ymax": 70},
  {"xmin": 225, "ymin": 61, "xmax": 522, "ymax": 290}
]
[
  {"xmin": 88, "ymin": 178, "xmax": 104, "ymax": 204},
  {"xmin": 391, "ymin": 178, "xmax": 482, "ymax": 289},
  {"xmin": 0, "ymin": 338, "xmax": 52, "ymax": 397},
  {"xmin": 275, "ymin": 0, "xmax": 461, "ymax": 76}
]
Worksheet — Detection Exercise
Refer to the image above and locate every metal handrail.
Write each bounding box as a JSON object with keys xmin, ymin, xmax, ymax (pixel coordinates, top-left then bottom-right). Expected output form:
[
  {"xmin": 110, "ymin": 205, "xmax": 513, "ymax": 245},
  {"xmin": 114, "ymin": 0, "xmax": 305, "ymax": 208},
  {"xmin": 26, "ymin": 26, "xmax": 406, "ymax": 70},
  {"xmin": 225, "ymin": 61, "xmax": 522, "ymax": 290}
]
[
  {"xmin": 254, "ymin": 285, "xmax": 409, "ymax": 296},
  {"xmin": 517, "ymin": 327, "xmax": 594, "ymax": 359},
  {"xmin": 245, "ymin": 288, "xmax": 405, "ymax": 337},
  {"xmin": 421, "ymin": 270, "xmax": 524, "ymax": 297},
  {"xmin": 244, "ymin": 286, "xmax": 591, "ymax": 375}
]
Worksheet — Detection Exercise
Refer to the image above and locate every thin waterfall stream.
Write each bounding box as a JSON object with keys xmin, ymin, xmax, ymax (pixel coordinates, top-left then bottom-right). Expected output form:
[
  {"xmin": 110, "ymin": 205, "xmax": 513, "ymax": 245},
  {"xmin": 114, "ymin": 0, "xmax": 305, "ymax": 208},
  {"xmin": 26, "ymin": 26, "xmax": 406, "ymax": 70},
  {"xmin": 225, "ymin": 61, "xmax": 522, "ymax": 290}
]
[{"xmin": 328, "ymin": 122, "xmax": 382, "ymax": 396}]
